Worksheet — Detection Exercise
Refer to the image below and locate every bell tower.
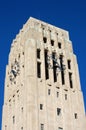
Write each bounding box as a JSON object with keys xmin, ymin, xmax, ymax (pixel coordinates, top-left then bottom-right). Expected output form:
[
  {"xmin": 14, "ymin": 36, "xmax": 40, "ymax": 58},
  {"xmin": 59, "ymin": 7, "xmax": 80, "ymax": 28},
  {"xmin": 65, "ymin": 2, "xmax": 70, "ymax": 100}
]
[{"xmin": 2, "ymin": 17, "xmax": 86, "ymax": 130}]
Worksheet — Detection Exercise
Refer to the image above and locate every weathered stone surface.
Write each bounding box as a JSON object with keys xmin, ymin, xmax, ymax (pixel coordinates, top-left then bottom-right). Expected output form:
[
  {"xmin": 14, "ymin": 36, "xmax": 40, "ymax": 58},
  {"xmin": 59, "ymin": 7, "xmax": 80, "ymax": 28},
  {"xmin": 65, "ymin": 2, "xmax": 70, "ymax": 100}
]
[{"xmin": 2, "ymin": 17, "xmax": 86, "ymax": 130}]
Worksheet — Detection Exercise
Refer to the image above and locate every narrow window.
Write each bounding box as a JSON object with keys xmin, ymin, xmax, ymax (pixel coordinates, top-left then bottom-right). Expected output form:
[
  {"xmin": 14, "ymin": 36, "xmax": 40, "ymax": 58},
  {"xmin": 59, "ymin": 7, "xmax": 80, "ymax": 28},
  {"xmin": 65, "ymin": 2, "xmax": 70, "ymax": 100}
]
[
  {"xmin": 5, "ymin": 125, "xmax": 7, "ymax": 130},
  {"xmin": 58, "ymin": 127, "xmax": 63, "ymax": 130},
  {"xmin": 22, "ymin": 65, "xmax": 24, "ymax": 68},
  {"xmin": 17, "ymin": 90, "xmax": 19, "ymax": 93},
  {"xmin": 7, "ymin": 85, "xmax": 9, "ymax": 87},
  {"xmin": 51, "ymin": 40, "xmax": 54, "ymax": 46},
  {"xmin": 44, "ymin": 50, "xmax": 49, "ymax": 79},
  {"xmin": 69, "ymin": 72, "xmax": 73, "ymax": 88},
  {"xmin": 37, "ymin": 62, "xmax": 41, "ymax": 78},
  {"xmin": 41, "ymin": 124, "xmax": 44, "ymax": 130},
  {"xmin": 52, "ymin": 52, "xmax": 57, "ymax": 82},
  {"xmin": 18, "ymin": 53, "xmax": 20, "ymax": 59},
  {"xmin": 48, "ymin": 89, "xmax": 51, "ymax": 95},
  {"xmin": 59, "ymin": 55, "xmax": 65, "ymax": 85},
  {"xmin": 37, "ymin": 49, "xmax": 40, "ymax": 59},
  {"xmin": 74, "ymin": 113, "xmax": 78, "ymax": 119},
  {"xmin": 67, "ymin": 60, "xmax": 71, "ymax": 69},
  {"xmin": 57, "ymin": 92, "xmax": 59, "ymax": 97},
  {"xmin": 21, "ymin": 127, "xmax": 23, "ymax": 130},
  {"xmin": 58, "ymin": 42, "xmax": 61, "ymax": 49},
  {"xmin": 9, "ymin": 99, "xmax": 11, "ymax": 102},
  {"xmin": 14, "ymin": 81, "xmax": 16, "ymax": 84},
  {"xmin": 65, "ymin": 94, "xmax": 67, "ymax": 100},
  {"xmin": 56, "ymin": 33, "xmax": 58, "ymax": 36},
  {"xmin": 21, "ymin": 107, "xmax": 23, "ymax": 112},
  {"xmin": 49, "ymin": 29, "xmax": 51, "ymax": 33},
  {"xmin": 13, "ymin": 116, "xmax": 15, "ymax": 124},
  {"xmin": 43, "ymin": 37, "xmax": 47, "ymax": 43},
  {"xmin": 57, "ymin": 108, "xmax": 61, "ymax": 116},
  {"xmin": 40, "ymin": 104, "xmax": 43, "ymax": 110},
  {"xmin": 22, "ymin": 52, "xmax": 24, "ymax": 55}
]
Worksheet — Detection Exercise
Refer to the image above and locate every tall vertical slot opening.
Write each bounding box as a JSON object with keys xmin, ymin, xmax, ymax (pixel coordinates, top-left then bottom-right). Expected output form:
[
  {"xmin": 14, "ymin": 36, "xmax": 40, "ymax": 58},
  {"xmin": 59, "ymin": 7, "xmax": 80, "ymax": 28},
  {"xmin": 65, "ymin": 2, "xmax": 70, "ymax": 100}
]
[
  {"xmin": 52, "ymin": 52, "xmax": 57, "ymax": 82},
  {"xmin": 44, "ymin": 50, "xmax": 49, "ymax": 79},
  {"xmin": 37, "ymin": 62, "xmax": 41, "ymax": 78},
  {"xmin": 67, "ymin": 60, "xmax": 71, "ymax": 69},
  {"xmin": 59, "ymin": 55, "xmax": 65, "ymax": 85},
  {"xmin": 37, "ymin": 49, "xmax": 40, "ymax": 59},
  {"xmin": 69, "ymin": 72, "xmax": 73, "ymax": 88}
]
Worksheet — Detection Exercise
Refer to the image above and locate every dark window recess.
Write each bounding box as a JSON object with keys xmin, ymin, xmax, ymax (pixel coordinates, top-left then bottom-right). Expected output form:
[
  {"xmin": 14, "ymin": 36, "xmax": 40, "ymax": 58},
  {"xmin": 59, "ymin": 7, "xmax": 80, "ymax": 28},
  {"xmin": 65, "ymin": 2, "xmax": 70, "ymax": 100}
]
[
  {"xmin": 52, "ymin": 52, "xmax": 57, "ymax": 82},
  {"xmin": 58, "ymin": 127, "xmax": 63, "ymax": 130},
  {"xmin": 5, "ymin": 125, "xmax": 7, "ymax": 130},
  {"xmin": 21, "ymin": 127, "xmax": 23, "ymax": 130},
  {"xmin": 59, "ymin": 55, "xmax": 65, "ymax": 85},
  {"xmin": 37, "ymin": 49, "xmax": 40, "ymax": 59},
  {"xmin": 43, "ymin": 37, "xmax": 47, "ymax": 43},
  {"xmin": 17, "ymin": 90, "xmax": 19, "ymax": 93},
  {"xmin": 22, "ymin": 65, "xmax": 24, "ymax": 68},
  {"xmin": 13, "ymin": 116, "xmax": 15, "ymax": 124},
  {"xmin": 65, "ymin": 94, "xmax": 67, "ymax": 100},
  {"xmin": 44, "ymin": 50, "xmax": 49, "ymax": 79},
  {"xmin": 57, "ymin": 92, "xmax": 59, "ymax": 97},
  {"xmin": 48, "ymin": 89, "xmax": 51, "ymax": 95},
  {"xmin": 18, "ymin": 54, "xmax": 20, "ymax": 59},
  {"xmin": 57, "ymin": 108, "xmax": 61, "ymax": 116},
  {"xmin": 67, "ymin": 60, "xmax": 71, "ymax": 69},
  {"xmin": 14, "ymin": 81, "xmax": 16, "ymax": 84},
  {"xmin": 41, "ymin": 124, "xmax": 44, "ymax": 130},
  {"xmin": 49, "ymin": 29, "xmax": 51, "ymax": 32},
  {"xmin": 56, "ymin": 33, "xmax": 58, "ymax": 36},
  {"xmin": 9, "ymin": 99, "xmax": 11, "ymax": 102},
  {"xmin": 37, "ymin": 62, "xmax": 41, "ymax": 78},
  {"xmin": 74, "ymin": 113, "xmax": 78, "ymax": 119},
  {"xmin": 13, "ymin": 95, "xmax": 15, "ymax": 98},
  {"xmin": 40, "ymin": 104, "xmax": 43, "ymax": 110},
  {"xmin": 21, "ymin": 107, "xmax": 23, "ymax": 112},
  {"xmin": 58, "ymin": 42, "xmax": 61, "ymax": 49},
  {"xmin": 51, "ymin": 40, "xmax": 54, "ymax": 46},
  {"xmin": 69, "ymin": 72, "xmax": 73, "ymax": 88}
]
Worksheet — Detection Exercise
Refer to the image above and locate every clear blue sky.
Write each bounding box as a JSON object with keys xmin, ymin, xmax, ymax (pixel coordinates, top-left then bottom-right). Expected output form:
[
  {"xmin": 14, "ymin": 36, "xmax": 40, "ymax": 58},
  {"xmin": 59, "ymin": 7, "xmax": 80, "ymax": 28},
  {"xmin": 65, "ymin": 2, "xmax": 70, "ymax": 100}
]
[{"xmin": 0, "ymin": 0, "xmax": 86, "ymax": 129}]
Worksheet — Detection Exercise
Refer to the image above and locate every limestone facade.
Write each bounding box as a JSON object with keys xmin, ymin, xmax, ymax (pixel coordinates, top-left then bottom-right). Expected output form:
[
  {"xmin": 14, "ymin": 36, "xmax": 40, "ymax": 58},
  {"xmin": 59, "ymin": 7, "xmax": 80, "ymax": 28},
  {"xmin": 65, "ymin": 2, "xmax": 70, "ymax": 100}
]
[{"xmin": 2, "ymin": 17, "xmax": 86, "ymax": 130}]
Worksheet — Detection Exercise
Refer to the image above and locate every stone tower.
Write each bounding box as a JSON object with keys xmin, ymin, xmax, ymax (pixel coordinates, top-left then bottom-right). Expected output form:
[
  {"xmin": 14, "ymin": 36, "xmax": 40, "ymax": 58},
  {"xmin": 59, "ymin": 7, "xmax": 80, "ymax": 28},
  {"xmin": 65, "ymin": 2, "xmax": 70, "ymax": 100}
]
[{"xmin": 2, "ymin": 17, "xmax": 86, "ymax": 130}]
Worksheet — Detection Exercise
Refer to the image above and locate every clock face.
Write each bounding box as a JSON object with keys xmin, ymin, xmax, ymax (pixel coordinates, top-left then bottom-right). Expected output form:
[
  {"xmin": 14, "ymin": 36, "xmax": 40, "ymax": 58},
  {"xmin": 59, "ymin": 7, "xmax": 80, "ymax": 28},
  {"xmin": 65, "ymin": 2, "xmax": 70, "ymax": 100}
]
[{"xmin": 9, "ymin": 60, "xmax": 20, "ymax": 82}]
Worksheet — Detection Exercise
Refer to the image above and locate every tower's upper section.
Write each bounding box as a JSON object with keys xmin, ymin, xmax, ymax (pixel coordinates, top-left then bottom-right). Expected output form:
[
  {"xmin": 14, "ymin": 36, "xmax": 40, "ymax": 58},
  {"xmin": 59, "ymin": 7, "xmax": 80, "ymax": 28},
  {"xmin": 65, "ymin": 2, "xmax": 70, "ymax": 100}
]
[
  {"xmin": 7, "ymin": 16, "xmax": 80, "ymax": 93},
  {"xmin": 10, "ymin": 17, "xmax": 73, "ymax": 61},
  {"xmin": 26, "ymin": 17, "xmax": 69, "ymax": 40}
]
